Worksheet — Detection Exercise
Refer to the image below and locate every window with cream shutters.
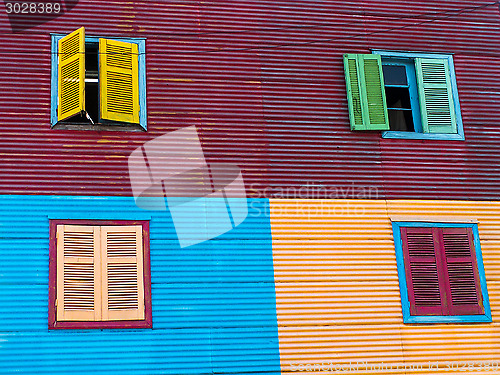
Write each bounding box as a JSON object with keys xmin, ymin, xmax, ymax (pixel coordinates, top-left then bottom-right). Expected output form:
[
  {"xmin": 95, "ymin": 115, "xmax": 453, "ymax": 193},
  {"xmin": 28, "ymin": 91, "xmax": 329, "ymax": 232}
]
[
  {"xmin": 51, "ymin": 28, "xmax": 146, "ymax": 131},
  {"xmin": 49, "ymin": 221, "xmax": 151, "ymax": 329}
]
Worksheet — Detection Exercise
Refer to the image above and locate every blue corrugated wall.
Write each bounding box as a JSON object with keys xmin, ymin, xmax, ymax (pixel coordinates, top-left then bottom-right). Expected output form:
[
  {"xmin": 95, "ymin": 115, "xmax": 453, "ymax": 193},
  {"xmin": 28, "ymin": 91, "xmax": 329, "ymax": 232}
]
[{"xmin": 0, "ymin": 195, "xmax": 280, "ymax": 375}]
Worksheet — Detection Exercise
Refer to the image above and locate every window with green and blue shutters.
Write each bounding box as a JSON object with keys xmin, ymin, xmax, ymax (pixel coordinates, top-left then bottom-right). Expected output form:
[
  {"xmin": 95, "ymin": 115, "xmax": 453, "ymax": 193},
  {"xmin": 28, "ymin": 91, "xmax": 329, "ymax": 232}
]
[
  {"xmin": 343, "ymin": 52, "xmax": 464, "ymax": 140},
  {"xmin": 392, "ymin": 222, "xmax": 491, "ymax": 324}
]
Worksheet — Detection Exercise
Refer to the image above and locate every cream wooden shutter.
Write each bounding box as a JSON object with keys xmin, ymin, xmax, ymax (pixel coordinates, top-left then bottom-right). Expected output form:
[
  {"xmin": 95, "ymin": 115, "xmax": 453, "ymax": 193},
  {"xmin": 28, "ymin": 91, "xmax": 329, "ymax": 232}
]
[
  {"xmin": 58, "ymin": 27, "xmax": 85, "ymax": 121},
  {"xmin": 101, "ymin": 226, "xmax": 145, "ymax": 321},
  {"xmin": 99, "ymin": 38, "xmax": 140, "ymax": 124},
  {"xmin": 56, "ymin": 225, "xmax": 101, "ymax": 321}
]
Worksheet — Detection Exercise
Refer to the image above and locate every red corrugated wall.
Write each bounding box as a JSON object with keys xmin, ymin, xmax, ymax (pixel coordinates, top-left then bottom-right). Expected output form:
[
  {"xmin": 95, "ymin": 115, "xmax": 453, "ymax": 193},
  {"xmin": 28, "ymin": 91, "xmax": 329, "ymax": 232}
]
[{"xmin": 0, "ymin": 0, "xmax": 499, "ymax": 199}]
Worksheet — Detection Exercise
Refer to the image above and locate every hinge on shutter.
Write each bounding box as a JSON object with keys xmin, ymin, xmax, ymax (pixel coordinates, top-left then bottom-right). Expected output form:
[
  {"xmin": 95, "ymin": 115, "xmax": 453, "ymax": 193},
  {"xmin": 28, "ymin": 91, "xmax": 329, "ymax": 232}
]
[{"xmin": 55, "ymin": 299, "xmax": 58, "ymax": 308}]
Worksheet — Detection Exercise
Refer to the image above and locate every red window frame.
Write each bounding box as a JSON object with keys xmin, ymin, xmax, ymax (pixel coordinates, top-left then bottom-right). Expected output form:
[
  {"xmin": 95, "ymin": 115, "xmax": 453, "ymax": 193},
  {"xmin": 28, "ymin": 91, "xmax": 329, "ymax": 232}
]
[{"xmin": 48, "ymin": 219, "xmax": 152, "ymax": 329}]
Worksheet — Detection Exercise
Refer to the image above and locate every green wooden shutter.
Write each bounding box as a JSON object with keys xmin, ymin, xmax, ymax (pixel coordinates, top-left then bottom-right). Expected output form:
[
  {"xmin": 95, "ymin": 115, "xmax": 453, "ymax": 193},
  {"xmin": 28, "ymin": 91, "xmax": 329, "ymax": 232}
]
[
  {"xmin": 99, "ymin": 38, "xmax": 140, "ymax": 124},
  {"xmin": 58, "ymin": 27, "xmax": 85, "ymax": 121},
  {"xmin": 343, "ymin": 54, "xmax": 389, "ymax": 131},
  {"xmin": 416, "ymin": 58, "xmax": 457, "ymax": 134}
]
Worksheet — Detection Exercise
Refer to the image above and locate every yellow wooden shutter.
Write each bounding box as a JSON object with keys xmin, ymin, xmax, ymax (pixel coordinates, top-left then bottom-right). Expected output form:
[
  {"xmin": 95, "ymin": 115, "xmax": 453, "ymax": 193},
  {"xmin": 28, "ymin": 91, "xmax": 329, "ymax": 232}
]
[
  {"xmin": 99, "ymin": 38, "xmax": 140, "ymax": 124},
  {"xmin": 101, "ymin": 226, "xmax": 145, "ymax": 321},
  {"xmin": 58, "ymin": 27, "xmax": 85, "ymax": 121},
  {"xmin": 56, "ymin": 225, "xmax": 101, "ymax": 321}
]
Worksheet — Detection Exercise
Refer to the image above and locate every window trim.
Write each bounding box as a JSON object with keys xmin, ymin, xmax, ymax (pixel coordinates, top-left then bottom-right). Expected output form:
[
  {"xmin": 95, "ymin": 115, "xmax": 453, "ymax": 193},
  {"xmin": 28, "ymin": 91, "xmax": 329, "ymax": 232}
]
[
  {"xmin": 374, "ymin": 51, "xmax": 465, "ymax": 141},
  {"xmin": 50, "ymin": 34, "xmax": 147, "ymax": 130},
  {"xmin": 392, "ymin": 221, "xmax": 491, "ymax": 324},
  {"xmin": 48, "ymin": 219, "xmax": 152, "ymax": 330}
]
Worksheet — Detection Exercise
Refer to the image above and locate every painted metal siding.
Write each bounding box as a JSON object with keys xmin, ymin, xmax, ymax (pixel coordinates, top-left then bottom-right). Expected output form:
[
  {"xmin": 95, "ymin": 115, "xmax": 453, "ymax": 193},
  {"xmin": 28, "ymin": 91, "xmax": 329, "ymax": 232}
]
[
  {"xmin": 270, "ymin": 199, "xmax": 500, "ymax": 374},
  {"xmin": 0, "ymin": 196, "xmax": 280, "ymax": 375},
  {"xmin": 0, "ymin": 1, "xmax": 499, "ymax": 199}
]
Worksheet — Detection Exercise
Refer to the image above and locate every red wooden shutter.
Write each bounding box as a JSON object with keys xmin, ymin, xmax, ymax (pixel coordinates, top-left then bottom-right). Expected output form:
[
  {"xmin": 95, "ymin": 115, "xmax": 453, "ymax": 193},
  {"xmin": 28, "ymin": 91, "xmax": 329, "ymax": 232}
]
[
  {"xmin": 441, "ymin": 227, "xmax": 484, "ymax": 315},
  {"xmin": 401, "ymin": 227, "xmax": 446, "ymax": 316}
]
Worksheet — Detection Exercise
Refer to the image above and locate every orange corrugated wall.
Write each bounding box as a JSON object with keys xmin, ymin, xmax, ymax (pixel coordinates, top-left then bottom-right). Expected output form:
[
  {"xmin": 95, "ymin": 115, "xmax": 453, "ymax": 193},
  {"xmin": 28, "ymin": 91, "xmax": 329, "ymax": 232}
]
[{"xmin": 270, "ymin": 199, "xmax": 500, "ymax": 374}]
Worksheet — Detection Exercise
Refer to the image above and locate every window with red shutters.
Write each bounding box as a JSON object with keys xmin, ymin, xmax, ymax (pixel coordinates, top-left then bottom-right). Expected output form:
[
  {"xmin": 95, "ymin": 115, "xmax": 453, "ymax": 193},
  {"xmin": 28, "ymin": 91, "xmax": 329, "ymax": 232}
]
[{"xmin": 401, "ymin": 226, "xmax": 484, "ymax": 317}]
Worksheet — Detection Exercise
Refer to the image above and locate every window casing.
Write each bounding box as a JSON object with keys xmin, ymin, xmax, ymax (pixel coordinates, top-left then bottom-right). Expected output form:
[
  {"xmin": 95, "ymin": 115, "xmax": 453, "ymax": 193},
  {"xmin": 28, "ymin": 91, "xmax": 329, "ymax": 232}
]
[
  {"xmin": 344, "ymin": 51, "xmax": 464, "ymax": 140},
  {"xmin": 48, "ymin": 220, "xmax": 152, "ymax": 329},
  {"xmin": 50, "ymin": 28, "xmax": 147, "ymax": 131},
  {"xmin": 392, "ymin": 222, "xmax": 491, "ymax": 324}
]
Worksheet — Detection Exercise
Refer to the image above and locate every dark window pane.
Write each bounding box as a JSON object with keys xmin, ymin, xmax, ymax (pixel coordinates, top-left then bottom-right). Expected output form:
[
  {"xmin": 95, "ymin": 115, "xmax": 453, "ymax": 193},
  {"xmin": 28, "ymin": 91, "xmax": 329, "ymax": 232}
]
[
  {"xmin": 385, "ymin": 87, "xmax": 412, "ymax": 110},
  {"xmin": 388, "ymin": 109, "xmax": 414, "ymax": 132},
  {"xmin": 383, "ymin": 65, "xmax": 408, "ymax": 86},
  {"xmin": 85, "ymin": 82, "xmax": 99, "ymax": 123},
  {"xmin": 85, "ymin": 43, "xmax": 98, "ymax": 74}
]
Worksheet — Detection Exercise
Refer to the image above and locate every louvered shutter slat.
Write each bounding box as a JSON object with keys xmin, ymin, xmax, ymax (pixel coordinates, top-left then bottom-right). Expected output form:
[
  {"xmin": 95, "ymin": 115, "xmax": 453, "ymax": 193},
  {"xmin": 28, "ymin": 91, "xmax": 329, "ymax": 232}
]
[
  {"xmin": 99, "ymin": 39, "xmax": 140, "ymax": 124},
  {"xmin": 442, "ymin": 228, "xmax": 484, "ymax": 315},
  {"xmin": 57, "ymin": 27, "xmax": 85, "ymax": 121},
  {"xmin": 416, "ymin": 58, "xmax": 457, "ymax": 134},
  {"xmin": 101, "ymin": 226, "xmax": 145, "ymax": 321},
  {"xmin": 56, "ymin": 225, "xmax": 101, "ymax": 321},
  {"xmin": 401, "ymin": 227, "xmax": 446, "ymax": 316}
]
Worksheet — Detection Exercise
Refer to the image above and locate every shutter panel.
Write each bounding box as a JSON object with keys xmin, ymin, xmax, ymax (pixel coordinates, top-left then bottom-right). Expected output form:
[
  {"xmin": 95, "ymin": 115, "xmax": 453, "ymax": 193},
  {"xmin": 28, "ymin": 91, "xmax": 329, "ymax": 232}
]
[
  {"xmin": 343, "ymin": 54, "xmax": 389, "ymax": 131},
  {"xmin": 416, "ymin": 58, "xmax": 457, "ymax": 134},
  {"xmin": 344, "ymin": 54, "xmax": 364, "ymax": 130},
  {"xmin": 101, "ymin": 226, "xmax": 145, "ymax": 321},
  {"xmin": 361, "ymin": 55, "xmax": 390, "ymax": 130},
  {"xmin": 58, "ymin": 27, "xmax": 85, "ymax": 121},
  {"xmin": 441, "ymin": 227, "xmax": 484, "ymax": 315},
  {"xmin": 99, "ymin": 39, "xmax": 140, "ymax": 124},
  {"xmin": 56, "ymin": 225, "xmax": 101, "ymax": 321},
  {"xmin": 401, "ymin": 227, "xmax": 446, "ymax": 316}
]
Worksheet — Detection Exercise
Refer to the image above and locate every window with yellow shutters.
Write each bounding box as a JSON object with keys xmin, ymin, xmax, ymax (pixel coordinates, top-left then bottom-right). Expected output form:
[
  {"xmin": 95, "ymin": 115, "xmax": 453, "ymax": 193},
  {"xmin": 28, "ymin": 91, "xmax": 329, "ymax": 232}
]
[
  {"xmin": 51, "ymin": 28, "xmax": 146, "ymax": 131},
  {"xmin": 48, "ymin": 220, "xmax": 152, "ymax": 329}
]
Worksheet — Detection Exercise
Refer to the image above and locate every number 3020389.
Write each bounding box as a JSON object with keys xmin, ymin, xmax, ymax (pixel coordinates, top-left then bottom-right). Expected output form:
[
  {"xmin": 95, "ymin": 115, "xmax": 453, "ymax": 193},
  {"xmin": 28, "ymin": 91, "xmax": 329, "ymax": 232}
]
[{"xmin": 5, "ymin": 2, "xmax": 61, "ymax": 14}]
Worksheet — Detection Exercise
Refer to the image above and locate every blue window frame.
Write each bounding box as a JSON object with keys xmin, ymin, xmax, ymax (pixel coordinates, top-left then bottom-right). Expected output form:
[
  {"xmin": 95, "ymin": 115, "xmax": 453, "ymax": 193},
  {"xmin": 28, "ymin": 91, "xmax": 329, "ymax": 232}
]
[
  {"xmin": 50, "ymin": 33, "xmax": 147, "ymax": 130},
  {"xmin": 392, "ymin": 221, "xmax": 491, "ymax": 324},
  {"xmin": 374, "ymin": 51, "xmax": 464, "ymax": 141}
]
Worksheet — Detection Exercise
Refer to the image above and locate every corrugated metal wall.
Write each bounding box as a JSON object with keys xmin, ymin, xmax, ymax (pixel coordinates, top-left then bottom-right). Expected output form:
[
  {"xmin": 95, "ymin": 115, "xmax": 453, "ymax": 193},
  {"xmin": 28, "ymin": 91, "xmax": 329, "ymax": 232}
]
[
  {"xmin": 0, "ymin": 1, "xmax": 499, "ymax": 199},
  {"xmin": 0, "ymin": 196, "xmax": 281, "ymax": 375},
  {"xmin": 270, "ymin": 199, "xmax": 500, "ymax": 374}
]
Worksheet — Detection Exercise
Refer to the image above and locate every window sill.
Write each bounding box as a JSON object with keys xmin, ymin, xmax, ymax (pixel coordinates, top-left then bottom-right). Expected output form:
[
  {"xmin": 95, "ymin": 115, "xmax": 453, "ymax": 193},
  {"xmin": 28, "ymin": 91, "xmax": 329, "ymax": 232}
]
[
  {"xmin": 49, "ymin": 320, "xmax": 153, "ymax": 330},
  {"xmin": 403, "ymin": 314, "xmax": 492, "ymax": 324},
  {"xmin": 51, "ymin": 123, "xmax": 146, "ymax": 132},
  {"xmin": 382, "ymin": 131, "xmax": 465, "ymax": 141}
]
